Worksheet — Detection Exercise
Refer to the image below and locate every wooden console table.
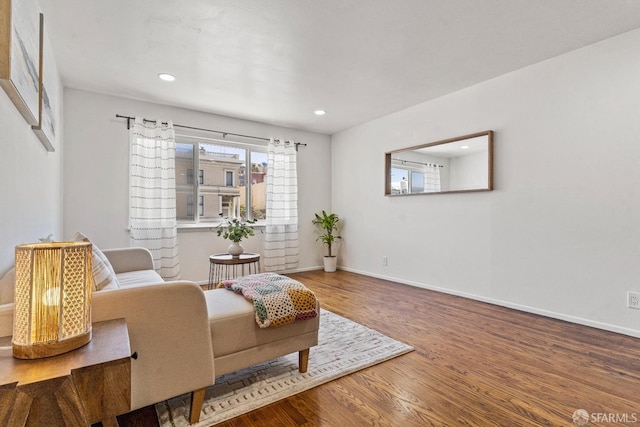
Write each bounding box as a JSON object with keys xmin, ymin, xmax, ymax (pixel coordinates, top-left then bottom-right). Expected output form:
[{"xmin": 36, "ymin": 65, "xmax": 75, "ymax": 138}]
[
  {"xmin": 208, "ymin": 252, "xmax": 261, "ymax": 289},
  {"xmin": 0, "ymin": 318, "xmax": 131, "ymax": 427}
]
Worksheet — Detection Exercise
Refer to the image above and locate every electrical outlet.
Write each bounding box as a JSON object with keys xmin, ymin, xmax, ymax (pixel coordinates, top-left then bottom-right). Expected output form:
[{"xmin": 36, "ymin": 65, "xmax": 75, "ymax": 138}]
[
  {"xmin": 628, "ymin": 292, "xmax": 640, "ymax": 310},
  {"xmin": 382, "ymin": 256, "xmax": 388, "ymax": 267}
]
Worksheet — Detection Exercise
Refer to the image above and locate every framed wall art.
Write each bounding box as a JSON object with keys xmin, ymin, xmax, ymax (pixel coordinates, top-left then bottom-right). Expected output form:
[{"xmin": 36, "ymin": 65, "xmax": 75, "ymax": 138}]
[
  {"xmin": 32, "ymin": 13, "xmax": 58, "ymax": 151},
  {"xmin": 0, "ymin": 0, "xmax": 41, "ymax": 126}
]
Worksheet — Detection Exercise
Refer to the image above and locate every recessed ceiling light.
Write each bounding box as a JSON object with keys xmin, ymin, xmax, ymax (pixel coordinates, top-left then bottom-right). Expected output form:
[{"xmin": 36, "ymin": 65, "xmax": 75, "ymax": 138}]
[
  {"xmin": 158, "ymin": 73, "xmax": 176, "ymax": 82},
  {"xmin": 314, "ymin": 109, "xmax": 326, "ymax": 116},
  {"xmin": 461, "ymin": 145, "xmax": 470, "ymax": 149}
]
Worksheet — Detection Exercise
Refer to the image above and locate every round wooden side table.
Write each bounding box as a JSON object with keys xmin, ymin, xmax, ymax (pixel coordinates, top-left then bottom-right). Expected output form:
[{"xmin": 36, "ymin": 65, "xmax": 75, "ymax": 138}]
[{"xmin": 208, "ymin": 252, "xmax": 261, "ymax": 289}]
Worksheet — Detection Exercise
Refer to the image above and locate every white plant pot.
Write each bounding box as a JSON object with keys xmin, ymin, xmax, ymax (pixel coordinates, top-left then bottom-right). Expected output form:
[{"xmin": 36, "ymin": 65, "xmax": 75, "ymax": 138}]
[
  {"xmin": 323, "ymin": 256, "xmax": 337, "ymax": 272},
  {"xmin": 228, "ymin": 242, "xmax": 244, "ymax": 258}
]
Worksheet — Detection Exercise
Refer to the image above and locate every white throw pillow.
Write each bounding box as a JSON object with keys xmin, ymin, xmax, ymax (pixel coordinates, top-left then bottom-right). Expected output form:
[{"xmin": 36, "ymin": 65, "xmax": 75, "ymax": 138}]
[
  {"xmin": 72, "ymin": 232, "xmax": 120, "ymax": 291},
  {"xmin": 0, "ymin": 267, "xmax": 15, "ymax": 304}
]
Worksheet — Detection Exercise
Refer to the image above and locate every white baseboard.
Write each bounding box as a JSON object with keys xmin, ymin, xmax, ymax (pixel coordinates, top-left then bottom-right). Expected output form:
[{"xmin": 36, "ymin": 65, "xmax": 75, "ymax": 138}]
[
  {"xmin": 197, "ymin": 264, "xmax": 640, "ymax": 338},
  {"xmin": 338, "ymin": 266, "xmax": 640, "ymax": 339}
]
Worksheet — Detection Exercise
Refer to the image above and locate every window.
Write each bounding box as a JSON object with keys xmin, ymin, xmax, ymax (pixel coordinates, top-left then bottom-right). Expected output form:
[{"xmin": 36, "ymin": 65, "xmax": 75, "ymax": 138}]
[
  {"xmin": 186, "ymin": 195, "xmax": 194, "ymax": 217},
  {"xmin": 390, "ymin": 168, "xmax": 409, "ymax": 194},
  {"xmin": 390, "ymin": 166, "xmax": 440, "ymax": 194},
  {"xmin": 225, "ymin": 170, "xmax": 234, "ymax": 187},
  {"xmin": 411, "ymin": 171, "xmax": 425, "ymax": 193},
  {"xmin": 175, "ymin": 139, "xmax": 268, "ymax": 224}
]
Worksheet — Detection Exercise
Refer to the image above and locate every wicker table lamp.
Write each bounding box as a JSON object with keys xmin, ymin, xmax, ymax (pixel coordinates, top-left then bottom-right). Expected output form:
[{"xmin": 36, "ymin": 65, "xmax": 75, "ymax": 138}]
[{"xmin": 12, "ymin": 242, "xmax": 93, "ymax": 359}]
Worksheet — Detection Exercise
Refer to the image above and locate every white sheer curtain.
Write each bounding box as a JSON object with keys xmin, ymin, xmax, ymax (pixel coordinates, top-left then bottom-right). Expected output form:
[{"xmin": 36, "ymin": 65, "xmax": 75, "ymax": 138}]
[
  {"xmin": 129, "ymin": 117, "xmax": 180, "ymax": 280},
  {"xmin": 264, "ymin": 138, "xmax": 299, "ymax": 271},
  {"xmin": 424, "ymin": 164, "xmax": 442, "ymax": 192}
]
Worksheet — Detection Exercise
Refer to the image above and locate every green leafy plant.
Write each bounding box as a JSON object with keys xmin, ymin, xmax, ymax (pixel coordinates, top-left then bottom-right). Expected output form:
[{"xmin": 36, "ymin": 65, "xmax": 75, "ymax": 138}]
[
  {"xmin": 312, "ymin": 210, "xmax": 341, "ymax": 257},
  {"xmin": 216, "ymin": 218, "xmax": 256, "ymax": 243}
]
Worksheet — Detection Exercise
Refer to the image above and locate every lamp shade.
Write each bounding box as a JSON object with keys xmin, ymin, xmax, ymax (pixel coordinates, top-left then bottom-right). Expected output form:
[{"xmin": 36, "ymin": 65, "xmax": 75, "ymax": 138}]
[{"xmin": 12, "ymin": 242, "xmax": 93, "ymax": 359}]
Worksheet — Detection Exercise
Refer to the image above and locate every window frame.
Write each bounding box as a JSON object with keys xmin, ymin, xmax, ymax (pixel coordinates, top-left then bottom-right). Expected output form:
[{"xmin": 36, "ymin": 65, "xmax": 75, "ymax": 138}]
[{"xmin": 175, "ymin": 136, "xmax": 267, "ymax": 227}]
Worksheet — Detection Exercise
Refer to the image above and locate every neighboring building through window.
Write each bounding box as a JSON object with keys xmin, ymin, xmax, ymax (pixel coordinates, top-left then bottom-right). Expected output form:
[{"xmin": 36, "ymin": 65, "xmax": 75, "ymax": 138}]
[
  {"xmin": 175, "ymin": 140, "xmax": 268, "ymax": 223},
  {"xmin": 390, "ymin": 168, "xmax": 409, "ymax": 194}
]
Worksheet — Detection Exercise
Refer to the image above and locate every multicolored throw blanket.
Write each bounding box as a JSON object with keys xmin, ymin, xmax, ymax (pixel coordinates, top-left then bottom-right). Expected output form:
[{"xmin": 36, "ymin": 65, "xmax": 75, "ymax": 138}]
[{"xmin": 218, "ymin": 272, "xmax": 318, "ymax": 328}]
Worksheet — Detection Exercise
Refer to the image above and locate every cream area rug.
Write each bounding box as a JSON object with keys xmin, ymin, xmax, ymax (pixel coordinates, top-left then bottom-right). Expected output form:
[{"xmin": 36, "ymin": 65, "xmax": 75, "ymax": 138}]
[{"xmin": 156, "ymin": 310, "xmax": 414, "ymax": 427}]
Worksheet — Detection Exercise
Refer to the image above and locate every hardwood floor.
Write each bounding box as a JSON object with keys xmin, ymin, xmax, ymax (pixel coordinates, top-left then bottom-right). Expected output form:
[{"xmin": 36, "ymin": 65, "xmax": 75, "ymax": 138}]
[{"xmin": 115, "ymin": 270, "xmax": 640, "ymax": 426}]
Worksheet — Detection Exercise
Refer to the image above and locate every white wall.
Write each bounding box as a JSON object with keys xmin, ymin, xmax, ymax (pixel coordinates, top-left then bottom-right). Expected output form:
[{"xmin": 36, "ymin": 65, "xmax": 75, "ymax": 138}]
[
  {"xmin": 450, "ymin": 151, "xmax": 487, "ymax": 190},
  {"xmin": 63, "ymin": 89, "xmax": 332, "ymax": 282},
  {"xmin": 331, "ymin": 28, "xmax": 640, "ymax": 337},
  {"xmin": 0, "ymin": 90, "xmax": 63, "ymax": 276}
]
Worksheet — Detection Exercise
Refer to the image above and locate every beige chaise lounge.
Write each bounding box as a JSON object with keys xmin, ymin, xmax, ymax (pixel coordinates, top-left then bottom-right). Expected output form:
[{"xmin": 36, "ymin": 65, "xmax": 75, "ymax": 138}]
[{"xmin": 0, "ymin": 247, "xmax": 320, "ymax": 424}]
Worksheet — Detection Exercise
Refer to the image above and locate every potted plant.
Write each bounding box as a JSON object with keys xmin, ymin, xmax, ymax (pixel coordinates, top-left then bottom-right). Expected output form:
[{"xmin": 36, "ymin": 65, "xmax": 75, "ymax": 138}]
[
  {"xmin": 312, "ymin": 210, "xmax": 341, "ymax": 272},
  {"xmin": 216, "ymin": 217, "xmax": 256, "ymax": 258}
]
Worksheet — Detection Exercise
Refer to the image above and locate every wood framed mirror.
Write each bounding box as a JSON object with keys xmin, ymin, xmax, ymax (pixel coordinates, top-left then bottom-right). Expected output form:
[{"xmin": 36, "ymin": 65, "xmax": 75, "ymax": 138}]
[{"xmin": 385, "ymin": 130, "xmax": 493, "ymax": 196}]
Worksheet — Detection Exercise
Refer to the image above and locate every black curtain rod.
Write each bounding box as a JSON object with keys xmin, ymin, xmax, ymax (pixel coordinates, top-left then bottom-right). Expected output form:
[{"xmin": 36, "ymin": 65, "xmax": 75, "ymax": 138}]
[
  {"xmin": 399, "ymin": 159, "xmax": 444, "ymax": 168},
  {"xmin": 115, "ymin": 114, "xmax": 307, "ymax": 151}
]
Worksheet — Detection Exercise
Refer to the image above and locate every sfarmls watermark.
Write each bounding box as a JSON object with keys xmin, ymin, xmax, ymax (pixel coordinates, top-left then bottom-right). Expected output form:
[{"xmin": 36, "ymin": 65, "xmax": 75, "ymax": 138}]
[{"xmin": 573, "ymin": 409, "xmax": 639, "ymax": 425}]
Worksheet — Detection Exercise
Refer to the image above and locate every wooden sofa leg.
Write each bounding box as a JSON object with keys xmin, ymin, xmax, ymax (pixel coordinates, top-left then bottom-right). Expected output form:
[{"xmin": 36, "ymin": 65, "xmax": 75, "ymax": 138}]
[
  {"xmin": 299, "ymin": 348, "xmax": 310, "ymax": 373},
  {"xmin": 189, "ymin": 388, "xmax": 206, "ymax": 424}
]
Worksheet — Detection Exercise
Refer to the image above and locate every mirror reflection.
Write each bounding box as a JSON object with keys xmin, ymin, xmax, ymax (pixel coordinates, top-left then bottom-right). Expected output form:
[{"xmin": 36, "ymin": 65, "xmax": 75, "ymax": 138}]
[{"xmin": 385, "ymin": 131, "xmax": 493, "ymax": 195}]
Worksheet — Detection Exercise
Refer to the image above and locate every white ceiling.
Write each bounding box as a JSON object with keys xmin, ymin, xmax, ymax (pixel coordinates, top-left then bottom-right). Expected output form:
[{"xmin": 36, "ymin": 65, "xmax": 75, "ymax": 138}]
[{"xmin": 39, "ymin": 0, "xmax": 640, "ymax": 135}]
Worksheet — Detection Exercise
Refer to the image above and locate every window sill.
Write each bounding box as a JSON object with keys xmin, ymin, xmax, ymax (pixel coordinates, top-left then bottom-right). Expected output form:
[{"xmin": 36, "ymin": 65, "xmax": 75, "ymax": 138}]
[{"xmin": 177, "ymin": 222, "xmax": 266, "ymax": 231}]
